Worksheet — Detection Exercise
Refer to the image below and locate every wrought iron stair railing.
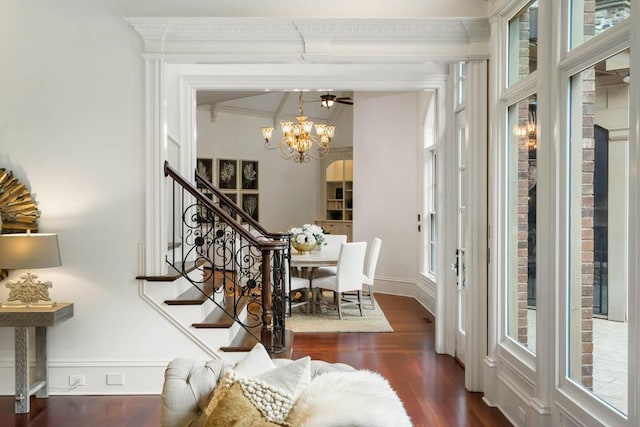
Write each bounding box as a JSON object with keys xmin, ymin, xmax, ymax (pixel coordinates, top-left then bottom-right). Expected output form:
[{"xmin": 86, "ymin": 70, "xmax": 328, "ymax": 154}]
[
  {"xmin": 163, "ymin": 161, "xmax": 290, "ymax": 354},
  {"xmin": 194, "ymin": 172, "xmax": 289, "ymax": 242}
]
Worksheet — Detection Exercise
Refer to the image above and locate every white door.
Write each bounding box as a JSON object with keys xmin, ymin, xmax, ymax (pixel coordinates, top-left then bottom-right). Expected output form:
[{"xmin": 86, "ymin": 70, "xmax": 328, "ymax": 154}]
[{"xmin": 454, "ymin": 111, "xmax": 468, "ymax": 364}]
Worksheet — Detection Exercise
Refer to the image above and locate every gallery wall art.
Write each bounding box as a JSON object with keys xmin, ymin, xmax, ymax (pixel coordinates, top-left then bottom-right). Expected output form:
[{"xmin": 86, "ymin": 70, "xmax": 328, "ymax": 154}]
[{"xmin": 209, "ymin": 158, "xmax": 260, "ymax": 222}]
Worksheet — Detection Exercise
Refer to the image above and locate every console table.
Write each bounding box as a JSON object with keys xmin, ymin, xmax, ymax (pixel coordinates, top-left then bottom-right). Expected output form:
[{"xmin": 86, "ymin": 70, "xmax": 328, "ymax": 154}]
[{"xmin": 0, "ymin": 303, "xmax": 74, "ymax": 413}]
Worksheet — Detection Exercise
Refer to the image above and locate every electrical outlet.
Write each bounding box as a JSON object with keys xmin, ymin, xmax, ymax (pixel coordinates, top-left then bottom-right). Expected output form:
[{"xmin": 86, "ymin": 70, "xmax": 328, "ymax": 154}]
[
  {"xmin": 106, "ymin": 373, "xmax": 125, "ymax": 385},
  {"xmin": 69, "ymin": 375, "xmax": 86, "ymax": 387}
]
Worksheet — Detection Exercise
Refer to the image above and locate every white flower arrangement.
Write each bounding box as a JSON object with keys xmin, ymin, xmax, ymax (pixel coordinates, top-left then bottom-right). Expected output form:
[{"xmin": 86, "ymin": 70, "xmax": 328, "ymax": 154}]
[{"xmin": 288, "ymin": 223, "xmax": 325, "ymax": 247}]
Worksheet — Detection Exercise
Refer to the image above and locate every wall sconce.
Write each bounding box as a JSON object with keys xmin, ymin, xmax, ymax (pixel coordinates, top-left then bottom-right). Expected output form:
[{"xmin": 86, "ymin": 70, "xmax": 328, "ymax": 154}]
[{"xmin": 0, "ymin": 232, "xmax": 62, "ymax": 307}]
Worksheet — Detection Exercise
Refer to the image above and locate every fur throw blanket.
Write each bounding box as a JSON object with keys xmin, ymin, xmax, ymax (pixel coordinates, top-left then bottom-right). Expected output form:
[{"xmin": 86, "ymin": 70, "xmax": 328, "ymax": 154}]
[{"xmin": 286, "ymin": 370, "xmax": 413, "ymax": 427}]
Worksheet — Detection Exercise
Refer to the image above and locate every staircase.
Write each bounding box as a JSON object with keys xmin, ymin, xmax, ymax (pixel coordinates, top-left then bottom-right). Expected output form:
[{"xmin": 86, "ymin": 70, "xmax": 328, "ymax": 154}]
[{"xmin": 137, "ymin": 161, "xmax": 292, "ymax": 356}]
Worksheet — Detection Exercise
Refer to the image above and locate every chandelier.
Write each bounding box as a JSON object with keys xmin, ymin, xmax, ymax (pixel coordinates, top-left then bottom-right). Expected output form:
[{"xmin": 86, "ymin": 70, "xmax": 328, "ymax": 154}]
[
  {"xmin": 513, "ymin": 101, "xmax": 537, "ymax": 151},
  {"xmin": 261, "ymin": 93, "xmax": 335, "ymax": 163}
]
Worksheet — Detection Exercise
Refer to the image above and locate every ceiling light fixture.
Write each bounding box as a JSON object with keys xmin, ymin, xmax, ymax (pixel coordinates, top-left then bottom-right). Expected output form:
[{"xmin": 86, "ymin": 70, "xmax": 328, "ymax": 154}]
[
  {"xmin": 320, "ymin": 94, "xmax": 336, "ymax": 109},
  {"xmin": 261, "ymin": 93, "xmax": 335, "ymax": 163}
]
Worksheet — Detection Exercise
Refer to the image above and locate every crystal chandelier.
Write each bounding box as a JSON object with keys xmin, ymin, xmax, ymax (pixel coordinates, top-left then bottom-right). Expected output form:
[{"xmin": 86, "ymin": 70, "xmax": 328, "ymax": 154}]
[{"xmin": 261, "ymin": 93, "xmax": 335, "ymax": 163}]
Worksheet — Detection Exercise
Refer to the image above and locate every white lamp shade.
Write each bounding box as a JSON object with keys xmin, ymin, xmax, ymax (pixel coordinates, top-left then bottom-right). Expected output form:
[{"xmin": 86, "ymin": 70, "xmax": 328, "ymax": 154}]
[{"xmin": 0, "ymin": 233, "xmax": 61, "ymax": 269}]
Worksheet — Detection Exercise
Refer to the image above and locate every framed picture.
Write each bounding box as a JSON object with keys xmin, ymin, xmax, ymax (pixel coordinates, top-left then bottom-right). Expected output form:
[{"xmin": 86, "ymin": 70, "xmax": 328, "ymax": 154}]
[
  {"xmin": 223, "ymin": 192, "xmax": 238, "ymax": 204},
  {"xmin": 217, "ymin": 159, "xmax": 237, "ymax": 190},
  {"xmin": 241, "ymin": 160, "xmax": 259, "ymax": 190},
  {"xmin": 220, "ymin": 192, "xmax": 238, "ymax": 220},
  {"xmin": 241, "ymin": 193, "xmax": 259, "ymax": 222},
  {"xmin": 196, "ymin": 158, "xmax": 213, "ymax": 187}
]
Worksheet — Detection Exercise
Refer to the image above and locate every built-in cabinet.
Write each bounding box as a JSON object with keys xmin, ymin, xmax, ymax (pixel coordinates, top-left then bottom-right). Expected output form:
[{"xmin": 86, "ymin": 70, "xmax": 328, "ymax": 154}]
[{"xmin": 316, "ymin": 147, "xmax": 353, "ymax": 241}]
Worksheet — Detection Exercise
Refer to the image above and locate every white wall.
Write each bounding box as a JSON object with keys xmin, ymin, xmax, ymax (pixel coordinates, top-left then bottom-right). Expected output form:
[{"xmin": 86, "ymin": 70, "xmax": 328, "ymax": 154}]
[
  {"xmin": 353, "ymin": 92, "xmax": 422, "ymax": 286},
  {"xmin": 0, "ymin": 1, "xmax": 208, "ymax": 395}
]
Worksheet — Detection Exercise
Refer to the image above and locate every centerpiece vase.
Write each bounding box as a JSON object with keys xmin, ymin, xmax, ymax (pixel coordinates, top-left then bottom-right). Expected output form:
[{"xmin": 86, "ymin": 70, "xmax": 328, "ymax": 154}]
[{"xmin": 292, "ymin": 241, "xmax": 316, "ymax": 255}]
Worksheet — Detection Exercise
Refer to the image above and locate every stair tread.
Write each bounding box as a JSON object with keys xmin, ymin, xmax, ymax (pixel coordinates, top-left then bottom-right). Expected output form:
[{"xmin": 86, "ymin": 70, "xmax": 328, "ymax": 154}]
[
  {"xmin": 220, "ymin": 327, "xmax": 293, "ymax": 357},
  {"xmin": 192, "ymin": 296, "xmax": 249, "ymax": 328},
  {"xmin": 136, "ymin": 260, "xmax": 204, "ymax": 282},
  {"xmin": 164, "ymin": 269, "xmax": 235, "ymax": 305},
  {"xmin": 219, "ymin": 325, "xmax": 262, "ymax": 352},
  {"xmin": 165, "ymin": 281, "xmax": 215, "ymax": 305}
]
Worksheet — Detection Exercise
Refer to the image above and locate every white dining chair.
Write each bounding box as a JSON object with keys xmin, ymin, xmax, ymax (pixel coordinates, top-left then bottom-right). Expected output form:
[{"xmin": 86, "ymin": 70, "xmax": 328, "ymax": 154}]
[
  {"xmin": 362, "ymin": 237, "xmax": 382, "ymax": 308},
  {"xmin": 312, "ymin": 234, "xmax": 347, "ymax": 279},
  {"xmin": 310, "ymin": 241, "xmax": 367, "ymax": 319},
  {"xmin": 288, "ymin": 276, "xmax": 311, "ymax": 315},
  {"xmin": 321, "ymin": 234, "xmax": 348, "ymax": 251},
  {"xmin": 284, "ymin": 258, "xmax": 311, "ymax": 315}
]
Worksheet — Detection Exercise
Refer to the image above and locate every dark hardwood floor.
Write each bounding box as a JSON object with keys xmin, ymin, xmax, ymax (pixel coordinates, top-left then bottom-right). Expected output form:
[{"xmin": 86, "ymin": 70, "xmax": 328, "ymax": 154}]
[
  {"xmin": 291, "ymin": 294, "xmax": 510, "ymax": 427},
  {"xmin": 0, "ymin": 294, "xmax": 510, "ymax": 427}
]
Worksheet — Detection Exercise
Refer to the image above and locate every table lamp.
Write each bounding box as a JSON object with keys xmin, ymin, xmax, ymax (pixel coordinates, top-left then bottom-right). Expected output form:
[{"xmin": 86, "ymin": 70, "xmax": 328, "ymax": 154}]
[{"xmin": 0, "ymin": 232, "xmax": 62, "ymax": 307}]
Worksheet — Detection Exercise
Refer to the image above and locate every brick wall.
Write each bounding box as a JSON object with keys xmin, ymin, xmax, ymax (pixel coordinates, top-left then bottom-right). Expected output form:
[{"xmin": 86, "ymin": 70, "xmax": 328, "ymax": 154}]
[
  {"xmin": 580, "ymin": 67, "xmax": 595, "ymax": 389},
  {"xmin": 516, "ymin": 11, "xmax": 532, "ymax": 347}
]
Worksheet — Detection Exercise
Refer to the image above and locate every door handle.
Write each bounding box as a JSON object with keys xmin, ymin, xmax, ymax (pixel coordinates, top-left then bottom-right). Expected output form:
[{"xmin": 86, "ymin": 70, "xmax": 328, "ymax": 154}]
[{"xmin": 451, "ymin": 249, "xmax": 459, "ymax": 275}]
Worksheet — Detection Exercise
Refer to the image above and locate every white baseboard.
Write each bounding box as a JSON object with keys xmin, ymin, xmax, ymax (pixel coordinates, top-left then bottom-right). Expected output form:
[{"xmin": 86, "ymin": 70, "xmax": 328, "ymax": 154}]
[
  {"xmin": 374, "ymin": 275, "xmax": 435, "ymax": 315},
  {"xmin": 0, "ymin": 361, "xmax": 168, "ymax": 395}
]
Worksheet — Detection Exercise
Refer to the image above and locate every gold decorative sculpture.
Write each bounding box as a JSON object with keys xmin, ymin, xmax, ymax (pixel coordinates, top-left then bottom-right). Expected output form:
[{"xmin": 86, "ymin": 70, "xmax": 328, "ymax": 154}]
[{"xmin": 0, "ymin": 168, "xmax": 41, "ymax": 280}]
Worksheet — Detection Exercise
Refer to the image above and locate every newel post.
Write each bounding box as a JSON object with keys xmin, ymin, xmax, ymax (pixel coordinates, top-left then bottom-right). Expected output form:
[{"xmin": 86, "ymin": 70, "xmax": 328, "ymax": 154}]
[{"xmin": 261, "ymin": 249, "xmax": 273, "ymax": 351}]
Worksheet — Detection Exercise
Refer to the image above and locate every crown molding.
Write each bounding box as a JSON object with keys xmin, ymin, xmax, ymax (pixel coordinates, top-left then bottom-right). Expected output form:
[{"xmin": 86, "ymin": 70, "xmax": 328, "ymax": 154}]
[{"xmin": 126, "ymin": 17, "xmax": 490, "ymax": 62}]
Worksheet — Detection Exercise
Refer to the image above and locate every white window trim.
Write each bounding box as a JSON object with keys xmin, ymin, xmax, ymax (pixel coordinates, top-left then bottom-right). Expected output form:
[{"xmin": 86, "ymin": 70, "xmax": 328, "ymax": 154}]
[{"xmin": 554, "ymin": 18, "xmax": 634, "ymax": 427}]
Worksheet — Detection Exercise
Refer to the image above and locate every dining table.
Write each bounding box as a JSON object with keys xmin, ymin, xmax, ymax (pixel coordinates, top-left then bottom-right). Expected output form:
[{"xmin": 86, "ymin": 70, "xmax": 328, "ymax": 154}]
[
  {"xmin": 289, "ymin": 248, "xmax": 340, "ymax": 313},
  {"xmin": 289, "ymin": 248, "xmax": 340, "ymax": 270}
]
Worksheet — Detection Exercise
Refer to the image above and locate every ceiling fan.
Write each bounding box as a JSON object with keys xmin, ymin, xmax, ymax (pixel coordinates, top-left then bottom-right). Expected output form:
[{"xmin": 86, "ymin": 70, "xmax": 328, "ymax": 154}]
[{"xmin": 317, "ymin": 92, "xmax": 353, "ymax": 109}]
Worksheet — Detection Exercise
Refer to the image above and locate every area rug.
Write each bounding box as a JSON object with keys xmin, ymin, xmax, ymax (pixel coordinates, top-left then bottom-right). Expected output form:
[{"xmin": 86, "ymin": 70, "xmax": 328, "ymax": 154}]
[{"xmin": 285, "ymin": 298, "xmax": 393, "ymax": 333}]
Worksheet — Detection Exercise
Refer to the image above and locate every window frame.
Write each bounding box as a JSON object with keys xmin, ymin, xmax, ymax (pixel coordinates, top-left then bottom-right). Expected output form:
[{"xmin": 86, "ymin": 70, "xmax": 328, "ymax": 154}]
[{"xmin": 556, "ymin": 25, "xmax": 633, "ymax": 423}]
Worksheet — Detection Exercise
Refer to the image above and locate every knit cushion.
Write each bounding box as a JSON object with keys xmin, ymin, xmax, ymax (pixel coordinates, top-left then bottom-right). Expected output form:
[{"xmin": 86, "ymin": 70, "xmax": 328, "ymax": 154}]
[
  {"xmin": 200, "ymin": 352, "xmax": 311, "ymax": 426},
  {"xmin": 203, "ymin": 373, "xmax": 284, "ymax": 427}
]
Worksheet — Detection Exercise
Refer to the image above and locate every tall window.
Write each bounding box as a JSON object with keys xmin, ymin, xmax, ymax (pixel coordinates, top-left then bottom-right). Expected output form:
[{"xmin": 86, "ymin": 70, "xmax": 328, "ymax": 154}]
[
  {"xmin": 426, "ymin": 151, "xmax": 437, "ymax": 274},
  {"xmin": 508, "ymin": 1, "xmax": 538, "ymax": 86},
  {"xmin": 504, "ymin": 0, "xmax": 540, "ymax": 354},
  {"xmin": 506, "ymin": 94, "xmax": 538, "ymax": 353},
  {"xmin": 567, "ymin": 48, "xmax": 629, "ymax": 415},
  {"xmin": 423, "ymin": 92, "xmax": 437, "ymax": 276}
]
